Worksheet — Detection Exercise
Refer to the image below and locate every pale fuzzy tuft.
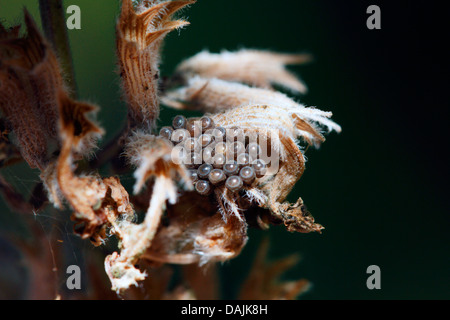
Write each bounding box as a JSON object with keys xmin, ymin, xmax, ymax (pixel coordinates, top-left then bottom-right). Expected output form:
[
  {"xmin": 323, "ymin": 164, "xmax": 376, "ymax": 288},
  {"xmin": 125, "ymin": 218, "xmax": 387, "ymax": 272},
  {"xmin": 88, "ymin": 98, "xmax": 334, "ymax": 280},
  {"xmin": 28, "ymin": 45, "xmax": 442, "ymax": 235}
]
[
  {"xmin": 162, "ymin": 76, "xmax": 341, "ymax": 146},
  {"xmin": 190, "ymin": 212, "xmax": 248, "ymax": 266},
  {"xmin": 215, "ymin": 187, "xmax": 244, "ymax": 223},
  {"xmin": 125, "ymin": 131, "xmax": 192, "ymax": 195},
  {"xmin": 211, "ymin": 104, "xmax": 310, "ymax": 150},
  {"xmin": 105, "ymin": 252, "xmax": 147, "ymax": 293},
  {"xmin": 175, "ymin": 49, "xmax": 311, "ymax": 94},
  {"xmin": 245, "ymin": 187, "xmax": 268, "ymax": 206}
]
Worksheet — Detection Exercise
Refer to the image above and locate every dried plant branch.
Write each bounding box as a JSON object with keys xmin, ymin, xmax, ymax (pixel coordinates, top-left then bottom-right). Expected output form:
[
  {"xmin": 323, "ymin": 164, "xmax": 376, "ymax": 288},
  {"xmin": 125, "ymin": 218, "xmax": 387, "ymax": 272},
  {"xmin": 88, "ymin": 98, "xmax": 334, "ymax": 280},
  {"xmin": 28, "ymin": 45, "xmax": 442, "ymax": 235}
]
[
  {"xmin": 104, "ymin": 133, "xmax": 192, "ymax": 292},
  {"xmin": 0, "ymin": 11, "xmax": 130, "ymax": 250},
  {"xmin": 117, "ymin": 0, "xmax": 194, "ymax": 132},
  {"xmin": 38, "ymin": 0, "xmax": 77, "ymax": 97},
  {"xmin": 239, "ymin": 238, "xmax": 310, "ymax": 300},
  {"xmin": 105, "ymin": 176, "xmax": 170, "ymax": 292},
  {"xmin": 0, "ymin": 0, "xmax": 341, "ymax": 298}
]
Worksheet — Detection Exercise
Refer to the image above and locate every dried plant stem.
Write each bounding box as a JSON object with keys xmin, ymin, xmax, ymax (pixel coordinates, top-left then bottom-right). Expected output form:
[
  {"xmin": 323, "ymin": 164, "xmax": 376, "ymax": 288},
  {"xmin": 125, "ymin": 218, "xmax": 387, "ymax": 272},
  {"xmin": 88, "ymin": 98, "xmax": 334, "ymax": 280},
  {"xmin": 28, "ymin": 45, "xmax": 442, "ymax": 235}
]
[
  {"xmin": 89, "ymin": 125, "xmax": 128, "ymax": 171},
  {"xmin": 121, "ymin": 177, "xmax": 169, "ymax": 261},
  {"xmin": 38, "ymin": 0, "xmax": 77, "ymax": 97}
]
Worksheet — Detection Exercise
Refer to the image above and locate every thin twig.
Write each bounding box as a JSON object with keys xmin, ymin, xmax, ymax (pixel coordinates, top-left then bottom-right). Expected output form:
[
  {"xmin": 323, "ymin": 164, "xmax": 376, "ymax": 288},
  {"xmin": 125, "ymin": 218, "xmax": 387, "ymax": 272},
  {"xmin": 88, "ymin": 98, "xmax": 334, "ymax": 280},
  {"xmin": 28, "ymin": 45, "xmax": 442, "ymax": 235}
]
[{"xmin": 38, "ymin": 0, "xmax": 77, "ymax": 97}]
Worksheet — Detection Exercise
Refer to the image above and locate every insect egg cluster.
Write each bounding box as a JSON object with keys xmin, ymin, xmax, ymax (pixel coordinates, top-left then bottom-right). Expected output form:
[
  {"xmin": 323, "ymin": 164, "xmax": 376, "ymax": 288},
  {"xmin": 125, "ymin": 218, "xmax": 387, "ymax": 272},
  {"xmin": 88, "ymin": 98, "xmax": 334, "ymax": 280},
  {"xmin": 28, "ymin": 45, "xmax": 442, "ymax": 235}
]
[{"xmin": 158, "ymin": 115, "xmax": 267, "ymax": 196}]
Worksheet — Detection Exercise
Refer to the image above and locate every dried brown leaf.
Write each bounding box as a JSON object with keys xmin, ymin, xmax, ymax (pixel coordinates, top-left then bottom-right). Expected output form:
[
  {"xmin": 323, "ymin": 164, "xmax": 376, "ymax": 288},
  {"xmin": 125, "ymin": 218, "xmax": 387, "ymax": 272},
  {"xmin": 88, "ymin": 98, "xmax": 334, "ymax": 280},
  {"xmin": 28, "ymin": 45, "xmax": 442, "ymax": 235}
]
[
  {"xmin": 175, "ymin": 49, "xmax": 311, "ymax": 93},
  {"xmin": 105, "ymin": 133, "xmax": 192, "ymax": 293},
  {"xmin": 117, "ymin": 0, "xmax": 194, "ymax": 131},
  {"xmin": 144, "ymin": 201, "xmax": 248, "ymax": 266},
  {"xmin": 163, "ymin": 76, "xmax": 340, "ymax": 146},
  {"xmin": 211, "ymin": 104, "xmax": 325, "ymax": 233},
  {"xmin": 57, "ymin": 91, "xmax": 104, "ymax": 157},
  {"xmin": 239, "ymin": 238, "xmax": 310, "ymax": 300},
  {"xmin": 0, "ymin": 12, "xmax": 64, "ymax": 169}
]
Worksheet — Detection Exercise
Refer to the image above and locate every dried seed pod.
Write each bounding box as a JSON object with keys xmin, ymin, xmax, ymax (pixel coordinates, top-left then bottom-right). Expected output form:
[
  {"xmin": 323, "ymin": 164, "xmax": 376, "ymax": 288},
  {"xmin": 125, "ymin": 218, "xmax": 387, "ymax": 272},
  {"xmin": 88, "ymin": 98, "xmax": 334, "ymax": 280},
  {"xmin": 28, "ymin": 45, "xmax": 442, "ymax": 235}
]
[
  {"xmin": 159, "ymin": 126, "xmax": 173, "ymax": 140},
  {"xmin": 200, "ymin": 116, "xmax": 215, "ymax": 132},
  {"xmin": 237, "ymin": 153, "xmax": 252, "ymax": 167},
  {"xmin": 246, "ymin": 142, "xmax": 261, "ymax": 158},
  {"xmin": 116, "ymin": 0, "xmax": 192, "ymax": 133},
  {"xmin": 172, "ymin": 115, "xmax": 187, "ymax": 129},
  {"xmin": 208, "ymin": 168, "xmax": 226, "ymax": 185},
  {"xmin": 186, "ymin": 118, "xmax": 202, "ymax": 137},
  {"xmin": 223, "ymin": 161, "xmax": 240, "ymax": 176},
  {"xmin": 198, "ymin": 133, "xmax": 213, "ymax": 148},
  {"xmin": 171, "ymin": 128, "xmax": 189, "ymax": 143},
  {"xmin": 213, "ymin": 153, "xmax": 226, "ymax": 168},
  {"xmin": 184, "ymin": 137, "xmax": 201, "ymax": 152},
  {"xmin": 195, "ymin": 180, "xmax": 212, "ymax": 196},
  {"xmin": 239, "ymin": 166, "xmax": 256, "ymax": 184},
  {"xmin": 252, "ymin": 159, "xmax": 267, "ymax": 178},
  {"xmin": 197, "ymin": 163, "xmax": 213, "ymax": 179},
  {"xmin": 226, "ymin": 175, "xmax": 243, "ymax": 192}
]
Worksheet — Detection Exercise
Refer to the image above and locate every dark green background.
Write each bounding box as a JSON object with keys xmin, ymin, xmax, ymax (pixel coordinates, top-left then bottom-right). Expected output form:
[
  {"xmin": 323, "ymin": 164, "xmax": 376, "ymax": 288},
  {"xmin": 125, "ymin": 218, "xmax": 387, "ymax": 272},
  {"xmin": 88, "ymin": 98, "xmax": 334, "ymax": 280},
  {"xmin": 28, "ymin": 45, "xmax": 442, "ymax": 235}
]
[{"xmin": 0, "ymin": 0, "xmax": 448, "ymax": 299}]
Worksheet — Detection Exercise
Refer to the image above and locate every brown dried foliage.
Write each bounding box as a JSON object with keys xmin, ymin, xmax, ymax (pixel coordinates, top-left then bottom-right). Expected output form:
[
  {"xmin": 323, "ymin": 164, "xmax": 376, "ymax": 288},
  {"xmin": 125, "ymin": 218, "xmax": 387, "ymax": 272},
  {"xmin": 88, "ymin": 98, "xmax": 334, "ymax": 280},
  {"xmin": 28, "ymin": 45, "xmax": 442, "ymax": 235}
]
[
  {"xmin": 117, "ymin": 0, "xmax": 194, "ymax": 131},
  {"xmin": 0, "ymin": 0, "xmax": 340, "ymax": 299},
  {"xmin": 239, "ymin": 239, "xmax": 310, "ymax": 300}
]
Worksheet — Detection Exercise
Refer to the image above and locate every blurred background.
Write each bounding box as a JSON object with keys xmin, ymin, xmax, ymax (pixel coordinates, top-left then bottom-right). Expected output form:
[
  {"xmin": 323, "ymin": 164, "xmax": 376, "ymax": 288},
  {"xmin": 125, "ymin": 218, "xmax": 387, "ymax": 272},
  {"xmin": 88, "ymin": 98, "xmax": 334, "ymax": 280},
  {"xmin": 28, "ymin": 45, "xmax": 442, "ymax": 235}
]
[{"xmin": 0, "ymin": 0, "xmax": 448, "ymax": 299}]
